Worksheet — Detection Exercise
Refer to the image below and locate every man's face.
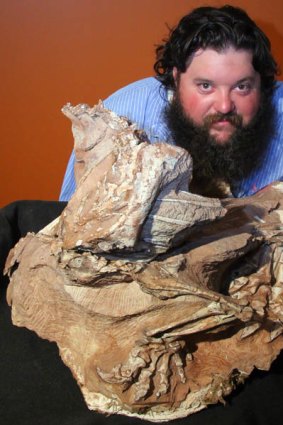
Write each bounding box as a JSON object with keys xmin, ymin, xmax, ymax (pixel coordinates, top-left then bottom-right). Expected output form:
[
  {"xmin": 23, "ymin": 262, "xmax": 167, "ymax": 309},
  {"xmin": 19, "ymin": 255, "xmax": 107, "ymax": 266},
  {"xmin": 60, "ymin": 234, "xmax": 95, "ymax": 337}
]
[{"xmin": 173, "ymin": 47, "xmax": 261, "ymax": 145}]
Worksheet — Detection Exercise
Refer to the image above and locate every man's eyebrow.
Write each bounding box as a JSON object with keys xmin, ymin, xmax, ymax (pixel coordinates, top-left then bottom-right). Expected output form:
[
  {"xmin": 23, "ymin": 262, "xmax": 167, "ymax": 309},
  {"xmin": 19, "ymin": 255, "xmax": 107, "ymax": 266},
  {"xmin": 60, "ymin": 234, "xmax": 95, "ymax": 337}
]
[
  {"xmin": 193, "ymin": 78, "xmax": 214, "ymax": 84},
  {"xmin": 192, "ymin": 76, "xmax": 258, "ymax": 85},
  {"xmin": 235, "ymin": 77, "xmax": 256, "ymax": 84}
]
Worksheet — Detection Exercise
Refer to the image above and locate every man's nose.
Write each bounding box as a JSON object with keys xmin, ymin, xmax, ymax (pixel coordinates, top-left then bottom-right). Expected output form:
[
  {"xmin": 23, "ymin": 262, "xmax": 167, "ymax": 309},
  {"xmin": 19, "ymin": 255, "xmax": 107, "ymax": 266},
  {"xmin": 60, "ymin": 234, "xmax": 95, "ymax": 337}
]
[{"xmin": 214, "ymin": 90, "xmax": 235, "ymax": 114}]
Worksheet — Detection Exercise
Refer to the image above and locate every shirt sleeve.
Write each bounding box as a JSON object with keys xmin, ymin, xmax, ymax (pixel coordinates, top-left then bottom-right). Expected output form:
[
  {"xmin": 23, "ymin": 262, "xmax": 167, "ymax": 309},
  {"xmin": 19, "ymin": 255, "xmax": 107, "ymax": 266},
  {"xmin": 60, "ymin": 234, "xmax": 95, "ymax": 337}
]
[{"xmin": 59, "ymin": 150, "xmax": 76, "ymax": 201}]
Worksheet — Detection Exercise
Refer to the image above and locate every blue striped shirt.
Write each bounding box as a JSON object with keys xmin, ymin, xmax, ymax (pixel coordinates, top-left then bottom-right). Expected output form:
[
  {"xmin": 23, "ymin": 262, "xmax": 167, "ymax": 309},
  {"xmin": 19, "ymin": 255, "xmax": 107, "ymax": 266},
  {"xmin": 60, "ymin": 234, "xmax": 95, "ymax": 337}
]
[{"xmin": 59, "ymin": 77, "xmax": 283, "ymax": 201}]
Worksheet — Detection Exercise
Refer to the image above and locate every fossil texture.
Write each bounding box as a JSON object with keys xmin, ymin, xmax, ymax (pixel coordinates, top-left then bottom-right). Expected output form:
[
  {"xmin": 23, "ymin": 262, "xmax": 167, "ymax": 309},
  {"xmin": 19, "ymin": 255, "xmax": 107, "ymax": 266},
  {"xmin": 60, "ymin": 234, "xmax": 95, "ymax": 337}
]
[{"xmin": 5, "ymin": 104, "xmax": 283, "ymax": 422}]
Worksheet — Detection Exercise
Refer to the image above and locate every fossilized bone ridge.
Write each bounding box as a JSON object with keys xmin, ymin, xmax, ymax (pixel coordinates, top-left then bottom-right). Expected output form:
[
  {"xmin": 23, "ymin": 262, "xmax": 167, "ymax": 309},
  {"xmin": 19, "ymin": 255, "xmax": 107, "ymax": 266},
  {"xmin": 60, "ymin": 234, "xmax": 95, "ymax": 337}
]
[{"xmin": 5, "ymin": 103, "xmax": 283, "ymax": 422}]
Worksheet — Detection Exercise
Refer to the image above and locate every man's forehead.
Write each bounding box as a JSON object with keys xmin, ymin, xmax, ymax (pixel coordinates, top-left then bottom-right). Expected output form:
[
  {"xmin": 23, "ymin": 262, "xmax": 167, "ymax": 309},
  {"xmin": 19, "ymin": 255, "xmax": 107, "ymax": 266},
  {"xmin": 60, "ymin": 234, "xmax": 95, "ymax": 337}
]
[
  {"xmin": 187, "ymin": 46, "xmax": 254, "ymax": 63},
  {"xmin": 183, "ymin": 47, "xmax": 258, "ymax": 80}
]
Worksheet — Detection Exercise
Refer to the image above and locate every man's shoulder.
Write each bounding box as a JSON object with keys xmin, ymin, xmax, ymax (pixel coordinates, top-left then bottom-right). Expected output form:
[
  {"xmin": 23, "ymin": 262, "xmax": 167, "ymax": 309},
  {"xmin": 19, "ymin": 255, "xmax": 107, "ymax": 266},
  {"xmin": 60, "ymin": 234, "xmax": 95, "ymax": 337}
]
[
  {"xmin": 273, "ymin": 81, "xmax": 283, "ymax": 133},
  {"xmin": 106, "ymin": 77, "xmax": 163, "ymax": 96},
  {"xmin": 103, "ymin": 77, "xmax": 169, "ymax": 131},
  {"xmin": 274, "ymin": 80, "xmax": 283, "ymax": 91},
  {"xmin": 273, "ymin": 81, "xmax": 283, "ymax": 107},
  {"xmin": 103, "ymin": 77, "xmax": 166, "ymax": 107}
]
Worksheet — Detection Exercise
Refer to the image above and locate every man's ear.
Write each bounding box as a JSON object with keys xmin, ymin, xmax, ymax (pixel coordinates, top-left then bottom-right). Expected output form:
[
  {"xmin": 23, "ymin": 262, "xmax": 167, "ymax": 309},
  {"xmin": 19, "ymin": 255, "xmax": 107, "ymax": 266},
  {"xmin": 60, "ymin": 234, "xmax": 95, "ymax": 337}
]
[
  {"xmin": 172, "ymin": 66, "xmax": 180, "ymax": 90},
  {"xmin": 173, "ymin": 67, "xmax": 179, "ymax": 86}
]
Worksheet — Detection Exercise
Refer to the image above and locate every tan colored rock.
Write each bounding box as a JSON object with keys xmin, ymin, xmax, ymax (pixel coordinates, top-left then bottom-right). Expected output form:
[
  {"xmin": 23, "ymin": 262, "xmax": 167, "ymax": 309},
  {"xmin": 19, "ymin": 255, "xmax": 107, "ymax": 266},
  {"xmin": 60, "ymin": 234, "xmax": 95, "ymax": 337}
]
[
  {"xmin": 59, "ymin": 102, "xmax": 225, "ymax": 255},
  {"xmin": 5, "ymin": 104, "xmax": 283, "ymax": 422}
]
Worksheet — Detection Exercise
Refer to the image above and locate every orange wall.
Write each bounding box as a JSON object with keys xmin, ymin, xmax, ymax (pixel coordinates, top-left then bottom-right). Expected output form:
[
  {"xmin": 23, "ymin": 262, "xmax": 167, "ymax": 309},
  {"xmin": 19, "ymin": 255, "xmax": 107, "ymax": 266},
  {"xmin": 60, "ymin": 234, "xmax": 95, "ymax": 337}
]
[{"xmin": 1, "ymin": 0, "xmax": 283, "ymax": 207}]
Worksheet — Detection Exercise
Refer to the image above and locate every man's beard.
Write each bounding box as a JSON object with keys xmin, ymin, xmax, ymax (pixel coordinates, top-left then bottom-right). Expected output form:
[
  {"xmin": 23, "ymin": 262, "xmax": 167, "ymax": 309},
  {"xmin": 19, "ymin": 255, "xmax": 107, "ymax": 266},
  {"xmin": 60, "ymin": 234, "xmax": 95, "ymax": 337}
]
[{"xmin": 165, "ymin": 91, "xmax": 275, "ymax": 197}]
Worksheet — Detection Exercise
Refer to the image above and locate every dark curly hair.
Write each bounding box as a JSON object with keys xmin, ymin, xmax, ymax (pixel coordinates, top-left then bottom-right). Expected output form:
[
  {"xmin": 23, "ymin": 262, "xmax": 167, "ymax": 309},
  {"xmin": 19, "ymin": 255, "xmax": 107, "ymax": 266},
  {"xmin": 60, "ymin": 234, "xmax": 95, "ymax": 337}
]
[{"xmin": 154, "ymin": 5, "xmax": 279, "ymax": 95}]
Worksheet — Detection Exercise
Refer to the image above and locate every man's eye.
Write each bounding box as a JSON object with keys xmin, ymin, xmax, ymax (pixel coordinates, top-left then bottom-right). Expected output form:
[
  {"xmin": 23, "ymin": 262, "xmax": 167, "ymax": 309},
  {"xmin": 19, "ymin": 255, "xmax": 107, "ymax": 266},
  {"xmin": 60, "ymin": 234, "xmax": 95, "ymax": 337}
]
[
  {"xmin": 237, "ymin": 83, "xmax": 251, "ymax": 93},
  {"xmin": 198, "ymin": 82, "xmax": 212, "ymax": 91}
]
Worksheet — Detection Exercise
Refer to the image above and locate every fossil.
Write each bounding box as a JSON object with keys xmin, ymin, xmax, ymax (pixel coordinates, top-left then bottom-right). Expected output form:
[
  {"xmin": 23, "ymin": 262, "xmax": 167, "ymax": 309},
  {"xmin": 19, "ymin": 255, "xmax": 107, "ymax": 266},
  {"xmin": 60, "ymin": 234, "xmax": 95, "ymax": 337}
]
[{"xmin": 5, "ymin": 103, "xmax": 283, "ymax": 422}]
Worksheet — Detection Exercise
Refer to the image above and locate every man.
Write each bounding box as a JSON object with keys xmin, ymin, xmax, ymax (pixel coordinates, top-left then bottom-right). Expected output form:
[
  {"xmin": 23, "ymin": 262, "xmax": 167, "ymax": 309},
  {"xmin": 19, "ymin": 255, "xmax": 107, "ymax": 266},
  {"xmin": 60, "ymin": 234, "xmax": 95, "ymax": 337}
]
[{"xmin": 59, "ymin": 5, "xmax": 283, "ymax": 200}]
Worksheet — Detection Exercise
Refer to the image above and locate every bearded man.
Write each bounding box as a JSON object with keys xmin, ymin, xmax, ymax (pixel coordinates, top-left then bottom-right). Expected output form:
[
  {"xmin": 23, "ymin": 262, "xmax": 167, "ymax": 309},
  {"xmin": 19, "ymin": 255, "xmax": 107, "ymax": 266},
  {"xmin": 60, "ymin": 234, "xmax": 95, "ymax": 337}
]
[{"xmin": 60, "ymin": 5, "xmax": 283, "ymax": 200}]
